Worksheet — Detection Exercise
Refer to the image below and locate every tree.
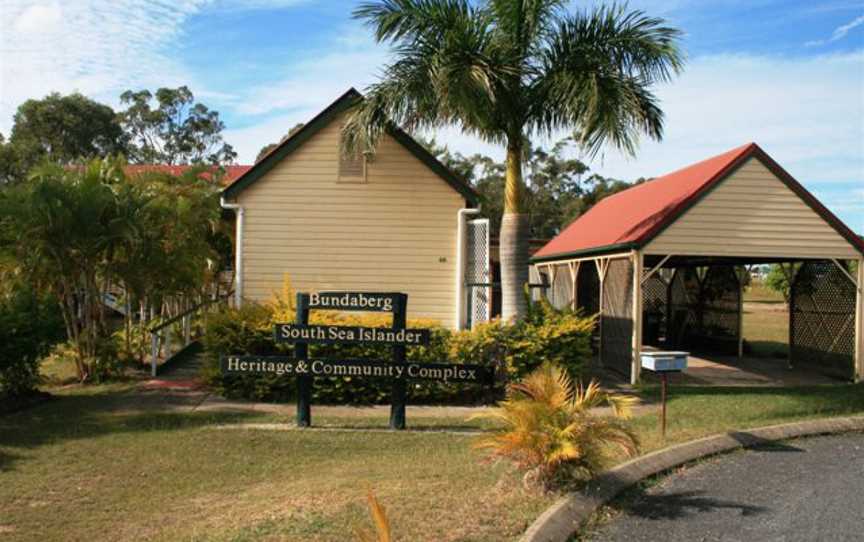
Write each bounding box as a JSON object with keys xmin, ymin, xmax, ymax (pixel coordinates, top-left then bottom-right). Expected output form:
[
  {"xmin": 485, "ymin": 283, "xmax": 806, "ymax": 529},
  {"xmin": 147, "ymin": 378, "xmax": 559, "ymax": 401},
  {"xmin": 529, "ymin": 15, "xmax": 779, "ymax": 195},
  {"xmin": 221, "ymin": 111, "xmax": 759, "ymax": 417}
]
[
  {"xmin": 256, "ymin": 123, "xmax": 306, "ymax": 162},
  {"xmin": 0, "ymin": 133, "xmax": 22, "ymax": 185},
  {"xmin": 0, "ymin": 157, "xmax": 224, "ymax": 379},
  {"xmin": 4, "ymin": 93, "xmax": 125, "ymax": 179},
  {"xmin": 345, "ymin": 1, "xmax": 684, "ymax": 320},
  {"xmin": 421, "ymin": 136, "xmax": 639, "ymax": 239},
  {"xmin": 0, "ymin": 160, "xmax": 131, "ymax": 380},
  {"xmin": 119, "ymin": 86, "xmax": 237, "ymax": 165}
]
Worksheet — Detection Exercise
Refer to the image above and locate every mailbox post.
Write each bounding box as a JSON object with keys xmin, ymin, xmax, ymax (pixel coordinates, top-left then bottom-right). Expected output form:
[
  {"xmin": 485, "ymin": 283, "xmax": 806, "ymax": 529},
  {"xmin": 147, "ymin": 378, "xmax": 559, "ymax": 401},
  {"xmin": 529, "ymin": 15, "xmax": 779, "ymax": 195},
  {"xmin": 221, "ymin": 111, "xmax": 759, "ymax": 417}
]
[{"xmin": 640, "ymin": 351, "xmax": 688, "ymax": 439}]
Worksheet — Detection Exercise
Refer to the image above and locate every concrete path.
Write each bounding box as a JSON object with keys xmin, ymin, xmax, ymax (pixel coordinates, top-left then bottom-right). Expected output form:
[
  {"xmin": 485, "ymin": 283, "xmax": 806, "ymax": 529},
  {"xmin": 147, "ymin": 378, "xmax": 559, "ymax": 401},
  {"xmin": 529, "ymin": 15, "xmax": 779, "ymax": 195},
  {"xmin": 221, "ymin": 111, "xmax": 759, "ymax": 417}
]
[{"xmin": 585, "ymin": 432, "xmax": 864, "ymax": 541}]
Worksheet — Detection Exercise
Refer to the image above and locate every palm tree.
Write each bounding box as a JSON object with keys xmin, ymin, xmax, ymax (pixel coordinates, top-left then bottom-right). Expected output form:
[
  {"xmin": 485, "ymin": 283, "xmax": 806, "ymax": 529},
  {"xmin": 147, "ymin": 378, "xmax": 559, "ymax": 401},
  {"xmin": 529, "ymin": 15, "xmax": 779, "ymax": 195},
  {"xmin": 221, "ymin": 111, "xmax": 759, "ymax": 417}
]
[{"xmin": 344, "ymin": 1, "xmax": 684, "ymax": 321}]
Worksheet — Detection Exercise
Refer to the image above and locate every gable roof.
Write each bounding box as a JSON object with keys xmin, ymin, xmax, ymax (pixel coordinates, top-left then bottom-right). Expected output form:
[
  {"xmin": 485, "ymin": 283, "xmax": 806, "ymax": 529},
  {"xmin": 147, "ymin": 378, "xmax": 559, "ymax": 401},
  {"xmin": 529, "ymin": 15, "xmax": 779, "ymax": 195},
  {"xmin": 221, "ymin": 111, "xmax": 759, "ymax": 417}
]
[
  {"xmin": 221, "ymin": 88, "xmax": 479, "ymax": 205},
  {"xmin": 532, "ymin": 142, "xmax": 864, "ymax": 262},
  {"xmin": 125, "ymin": 164, "xmax": 252, "ymax": 185}
]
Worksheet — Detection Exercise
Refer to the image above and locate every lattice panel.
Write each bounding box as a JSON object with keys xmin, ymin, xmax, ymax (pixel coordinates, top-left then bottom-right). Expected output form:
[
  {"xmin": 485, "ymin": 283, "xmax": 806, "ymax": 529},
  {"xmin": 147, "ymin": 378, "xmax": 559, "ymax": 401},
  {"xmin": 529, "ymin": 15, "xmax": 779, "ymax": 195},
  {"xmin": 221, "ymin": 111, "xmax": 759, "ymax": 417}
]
[
  {"xmin": 668, "ymin": 266, "xmax": 740, "ymax": 354},
  {"xmin": 642, "ymin": 275, "xmax": 668, "ymax": 346},
  {"xmin": 668, "ymin": 268, "xmax": 699, "ymax": 348},
  {"xmin": 791, "ymin": 260, "xmax": 856, "ymax": 379},
  {"xmin": 465, "ymin": 218, "xmax": 490, "ymax": 327},
  {"xmin": 601, "ymin": 258, "xmax": 634, "ymax": 379},
  {"xmin": 548, "ymin": 264, "xmax": 573, "ymax": 310},
  {"xmin": 701, "ymin": 266, "xmax": 741, "ymax": 344}
]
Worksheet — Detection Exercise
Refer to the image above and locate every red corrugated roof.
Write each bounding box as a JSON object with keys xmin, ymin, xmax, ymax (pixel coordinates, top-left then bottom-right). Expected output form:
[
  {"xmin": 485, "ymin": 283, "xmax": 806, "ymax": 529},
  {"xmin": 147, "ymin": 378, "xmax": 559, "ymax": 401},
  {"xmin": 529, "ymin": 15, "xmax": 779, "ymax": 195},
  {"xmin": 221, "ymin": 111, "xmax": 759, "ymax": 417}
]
[
  {"xmin": 533, "ymin": 142, "xmax": 864, "ymax": 260},
  {"xmin": 123, "ymin": 165, "xmax": 252, "ymax": 185},
  {"xmin": 533, "ymin": 143, "xmax": 761, "ymax": 260}
]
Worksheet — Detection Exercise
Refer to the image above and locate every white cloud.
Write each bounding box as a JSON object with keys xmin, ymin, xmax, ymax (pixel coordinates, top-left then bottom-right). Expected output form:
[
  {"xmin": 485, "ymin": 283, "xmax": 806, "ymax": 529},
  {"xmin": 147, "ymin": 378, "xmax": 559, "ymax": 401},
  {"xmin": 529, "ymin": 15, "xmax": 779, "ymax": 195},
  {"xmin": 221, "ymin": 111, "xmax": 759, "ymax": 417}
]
[
  {"xmin": 591, "ymin": 51, "xmax": 864, "ymax": 188},
  {"xmin": 805, "ymin": 13, "xmax": 864, "ymax": 46},
  {"xmin": 222, "ymin": 27, "xmax": 390, "ymax": 159},
  {"xmin": 232, "ymin": 29, "xmax": 389, "ymax": 117},
  {"xmin": 0, "ymin": 0, "xmax": 210, "ymax": 134},
  {"xmin": 11, "ymin": 2, "xmax": 62, "ymax": 34}
]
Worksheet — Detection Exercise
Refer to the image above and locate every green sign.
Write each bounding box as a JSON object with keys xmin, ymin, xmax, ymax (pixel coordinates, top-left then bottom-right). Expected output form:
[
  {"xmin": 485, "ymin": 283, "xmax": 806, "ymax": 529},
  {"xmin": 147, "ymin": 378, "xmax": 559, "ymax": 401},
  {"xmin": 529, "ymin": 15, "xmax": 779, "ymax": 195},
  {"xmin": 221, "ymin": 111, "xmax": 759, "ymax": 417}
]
[
  {"xmin": 222, "ymin": 291, "xmax": 491, "ymax": 430},
  {"xmin": 274, "ymin": 324, "xmax": 430, "ymax": 346},
  {"xmin": 221, "ymin": 356, "xmax": 492, "ymax": 384}
]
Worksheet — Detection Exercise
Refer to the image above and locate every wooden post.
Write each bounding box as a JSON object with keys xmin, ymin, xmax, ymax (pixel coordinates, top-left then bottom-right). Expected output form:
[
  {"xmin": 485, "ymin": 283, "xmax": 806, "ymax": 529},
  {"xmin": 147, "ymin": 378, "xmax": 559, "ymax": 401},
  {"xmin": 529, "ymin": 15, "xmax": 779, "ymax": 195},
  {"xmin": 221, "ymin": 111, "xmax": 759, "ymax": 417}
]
[
  {"xmin": 390, "ymin": 293, "xmax": 408, "ymax": 430},
  {"xmin": 595, "ymin": 258, "xmax": 607, "ymax": 367},
  {"xmin": 855, "ymin": 258, "xmax": 863, "ymax": 383},
  {"xmin": 786, "ymin": 264, "xmax": 796, "ymax": 369},
  {"xmin": 295, "ymin": 293, "xmax": 312, "ymax": 427},
  {"xmin": 569, "ymin": 261, "xmax": 580, "ymax": 311},
  {"xmin": 631, "ymin": 251, "xmax": 644, "ymax": 385},
  {"xmin": 737, "ymin": 266, "xmax": 745, "ymax": 360},
  {"xmin": 660, "ymin": 372, "xmax": 668, "ymax": 440}
]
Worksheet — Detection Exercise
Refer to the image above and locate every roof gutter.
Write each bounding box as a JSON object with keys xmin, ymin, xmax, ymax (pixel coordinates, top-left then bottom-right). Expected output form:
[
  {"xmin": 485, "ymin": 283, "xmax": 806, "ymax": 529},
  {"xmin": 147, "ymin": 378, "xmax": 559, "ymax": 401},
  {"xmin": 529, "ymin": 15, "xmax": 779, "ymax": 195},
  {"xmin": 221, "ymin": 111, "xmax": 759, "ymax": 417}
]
[
  {"xmin": 530, "ymin": 242, "xmax": 639, "ymax": 264},
  {"xmin": 220, "ymin": 196, "xmax": 244, "ymax": 307}
]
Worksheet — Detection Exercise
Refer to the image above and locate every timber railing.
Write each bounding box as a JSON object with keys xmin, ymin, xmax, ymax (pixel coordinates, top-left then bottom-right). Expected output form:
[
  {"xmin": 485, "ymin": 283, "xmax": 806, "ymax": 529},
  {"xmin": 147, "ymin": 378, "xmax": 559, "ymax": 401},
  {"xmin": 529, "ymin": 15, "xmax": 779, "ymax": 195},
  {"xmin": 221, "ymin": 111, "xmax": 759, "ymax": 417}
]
[{"xmin": 148, "ymin": 293, "xmax": 231, "ymax": 377}]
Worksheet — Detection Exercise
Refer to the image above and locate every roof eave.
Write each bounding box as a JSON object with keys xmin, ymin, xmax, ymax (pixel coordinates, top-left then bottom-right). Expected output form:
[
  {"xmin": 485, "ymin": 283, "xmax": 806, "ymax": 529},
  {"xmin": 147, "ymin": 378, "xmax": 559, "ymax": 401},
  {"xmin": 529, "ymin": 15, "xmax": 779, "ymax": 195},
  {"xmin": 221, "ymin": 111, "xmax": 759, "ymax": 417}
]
[
  {"xmin": 530, "ymin": 242, "xmax": 638, "ymax": 263},
  {"xmin": 220, "ymin": 88, "xmax": 479, "ymax": 206}
]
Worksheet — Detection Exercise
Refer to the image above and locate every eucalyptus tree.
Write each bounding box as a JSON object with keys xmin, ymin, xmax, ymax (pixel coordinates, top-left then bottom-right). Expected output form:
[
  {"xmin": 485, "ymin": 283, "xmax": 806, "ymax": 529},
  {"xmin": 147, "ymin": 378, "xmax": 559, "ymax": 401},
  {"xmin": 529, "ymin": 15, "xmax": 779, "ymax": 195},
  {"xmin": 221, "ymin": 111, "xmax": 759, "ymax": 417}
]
[{"xmin": 344, "ymin": 1, "xmax": 683, "ymax": 320}]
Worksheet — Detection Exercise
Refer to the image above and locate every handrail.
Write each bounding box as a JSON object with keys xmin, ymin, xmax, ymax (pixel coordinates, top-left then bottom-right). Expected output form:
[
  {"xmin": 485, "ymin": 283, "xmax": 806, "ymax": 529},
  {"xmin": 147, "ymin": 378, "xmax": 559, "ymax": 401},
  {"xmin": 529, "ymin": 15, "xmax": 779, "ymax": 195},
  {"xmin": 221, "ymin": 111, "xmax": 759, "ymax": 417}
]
[
  {"xmin": 149, "ymin": 293, "xmax": 232, "ymax": 377},
  {"xmin": 148, "ymin": 293, "xmax": 232, "ymax": 333}
]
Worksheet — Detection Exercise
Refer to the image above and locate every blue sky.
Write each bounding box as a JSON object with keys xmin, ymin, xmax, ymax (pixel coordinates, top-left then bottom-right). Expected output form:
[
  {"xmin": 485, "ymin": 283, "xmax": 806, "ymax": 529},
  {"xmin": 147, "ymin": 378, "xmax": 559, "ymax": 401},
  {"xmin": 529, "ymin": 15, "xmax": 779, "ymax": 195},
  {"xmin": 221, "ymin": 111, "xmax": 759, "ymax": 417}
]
[{"xmin": 1, "ymin": 0, "xmax": 862, "ymax": 231}]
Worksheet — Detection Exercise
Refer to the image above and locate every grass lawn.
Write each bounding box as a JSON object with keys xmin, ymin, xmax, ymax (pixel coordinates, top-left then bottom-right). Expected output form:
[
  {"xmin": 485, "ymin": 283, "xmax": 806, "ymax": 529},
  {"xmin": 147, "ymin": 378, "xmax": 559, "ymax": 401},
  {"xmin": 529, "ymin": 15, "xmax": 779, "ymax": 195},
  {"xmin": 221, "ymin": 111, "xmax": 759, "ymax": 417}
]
[
  {"xmin": 0, "ymin": 385, "xmax": 551, "ymax": 542},
  {"xmin": 3, "ymin": 381, "xmax": 863, "ymax": 541},
  {"xmin": 743, "ymin": 283, "xmax": 789, "ymax": 358}
]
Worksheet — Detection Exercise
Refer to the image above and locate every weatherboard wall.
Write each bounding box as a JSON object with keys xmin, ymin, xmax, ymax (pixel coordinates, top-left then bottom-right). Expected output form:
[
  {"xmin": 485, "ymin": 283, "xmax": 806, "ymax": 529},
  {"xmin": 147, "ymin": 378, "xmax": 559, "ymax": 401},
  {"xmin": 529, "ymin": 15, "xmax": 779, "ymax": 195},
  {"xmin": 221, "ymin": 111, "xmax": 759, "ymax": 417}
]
[
  {"xmin": 236, "ymin": 113, "xmax": 464, "ymax": 328},
  {"xmin": 645, "ymin": 157, "xmax": 859, "ymax": 259}
]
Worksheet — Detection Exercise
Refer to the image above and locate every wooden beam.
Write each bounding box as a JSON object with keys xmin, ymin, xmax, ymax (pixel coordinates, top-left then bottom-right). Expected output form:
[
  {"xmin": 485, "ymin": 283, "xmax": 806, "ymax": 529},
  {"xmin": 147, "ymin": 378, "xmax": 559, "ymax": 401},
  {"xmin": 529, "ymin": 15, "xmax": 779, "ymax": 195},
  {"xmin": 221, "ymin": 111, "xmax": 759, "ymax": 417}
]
[
  {"xmin": 642, "ymin": 254, "xmax": 672, "ymax": 284},
  {"xmin": 856, "ymin": 258, "xmax": 863, "ymax": 383},
  {"xmin": 831, "ymin": 259, "xmax": 860, "ymax": 292},
  {"xmin": 631, "ymin": 251, "xmax": 644, "ymax": 385}
]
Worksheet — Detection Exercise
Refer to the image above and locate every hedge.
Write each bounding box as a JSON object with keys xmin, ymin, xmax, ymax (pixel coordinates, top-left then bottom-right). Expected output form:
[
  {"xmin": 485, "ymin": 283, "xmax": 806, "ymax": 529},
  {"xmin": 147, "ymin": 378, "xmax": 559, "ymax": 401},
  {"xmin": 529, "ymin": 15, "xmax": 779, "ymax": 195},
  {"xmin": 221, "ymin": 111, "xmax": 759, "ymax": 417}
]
[{"xmin": 202, "ymin": 298, "xmax": 594, "ymax": 405}]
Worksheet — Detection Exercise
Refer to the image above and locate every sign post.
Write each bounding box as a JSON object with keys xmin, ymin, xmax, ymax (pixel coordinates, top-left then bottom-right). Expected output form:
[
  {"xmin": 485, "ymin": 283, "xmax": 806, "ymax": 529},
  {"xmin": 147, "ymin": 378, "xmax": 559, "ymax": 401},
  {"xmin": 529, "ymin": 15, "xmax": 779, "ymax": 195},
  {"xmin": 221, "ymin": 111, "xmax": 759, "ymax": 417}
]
[
  {"xmin": 295, "ymin": 292, "xmax": 311, "ymax": 427},
  {"xmin": 640, "ymin": 351, "xmax": 688, "ymax": 440},
  {"xmin": 222, "ymin": 291, "xmax": 493, "ymax": 429},
  {"xmin": 390, "ymin": 293, "xmax": 408, "ymax": 430}
]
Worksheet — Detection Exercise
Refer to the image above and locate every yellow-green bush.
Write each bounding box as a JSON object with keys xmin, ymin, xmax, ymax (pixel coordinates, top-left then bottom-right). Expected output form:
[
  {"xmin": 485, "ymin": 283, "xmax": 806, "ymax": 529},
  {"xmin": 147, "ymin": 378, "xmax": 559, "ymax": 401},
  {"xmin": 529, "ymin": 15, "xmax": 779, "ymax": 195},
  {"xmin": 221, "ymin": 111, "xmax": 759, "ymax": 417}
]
[{"xmin": 203, "ymin": 296, "xmax": 595, "ymax": 405}]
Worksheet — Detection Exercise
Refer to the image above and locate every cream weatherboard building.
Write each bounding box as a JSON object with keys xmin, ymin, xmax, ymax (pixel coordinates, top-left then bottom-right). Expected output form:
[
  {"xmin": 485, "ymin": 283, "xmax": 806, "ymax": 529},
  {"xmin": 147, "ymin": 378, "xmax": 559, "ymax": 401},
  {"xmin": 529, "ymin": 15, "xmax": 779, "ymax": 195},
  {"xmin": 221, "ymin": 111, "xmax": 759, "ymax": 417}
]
[{"xmin": 220, "ymin": 89, "xmax": 489, "ymax": 329}]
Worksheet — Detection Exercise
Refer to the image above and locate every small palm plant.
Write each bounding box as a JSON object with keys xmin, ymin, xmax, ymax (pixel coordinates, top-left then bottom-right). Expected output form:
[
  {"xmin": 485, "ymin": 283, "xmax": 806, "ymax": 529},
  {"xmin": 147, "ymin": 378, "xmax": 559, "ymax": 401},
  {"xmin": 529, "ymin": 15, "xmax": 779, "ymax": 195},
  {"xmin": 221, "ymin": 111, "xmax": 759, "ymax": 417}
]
[
  {"xmin": 473, "ymin": 363, "xmax": 638, "ymax": 487},
  {"xmin": 354, "ymin": 492, "xmax": 392, "ymax": 542}
]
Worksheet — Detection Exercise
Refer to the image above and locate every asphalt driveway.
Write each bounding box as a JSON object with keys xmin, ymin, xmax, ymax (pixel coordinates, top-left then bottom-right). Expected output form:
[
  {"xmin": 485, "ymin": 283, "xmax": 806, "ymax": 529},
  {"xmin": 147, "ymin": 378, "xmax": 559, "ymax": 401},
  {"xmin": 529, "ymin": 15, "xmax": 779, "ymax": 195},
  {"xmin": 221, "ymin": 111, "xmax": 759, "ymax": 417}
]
[{"xmin": 586, "ymin": 432, "xmax": 864, "ymax": 542}]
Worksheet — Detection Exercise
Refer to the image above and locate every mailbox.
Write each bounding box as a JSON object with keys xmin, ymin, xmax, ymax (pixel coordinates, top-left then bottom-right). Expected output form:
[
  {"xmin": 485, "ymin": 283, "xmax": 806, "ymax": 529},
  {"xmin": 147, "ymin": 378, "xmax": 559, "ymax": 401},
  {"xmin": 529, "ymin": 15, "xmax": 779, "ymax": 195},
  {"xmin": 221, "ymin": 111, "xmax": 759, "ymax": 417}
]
[{"xmin": 640, "ymin": 351, "xmax": 688, "ymax": 372}]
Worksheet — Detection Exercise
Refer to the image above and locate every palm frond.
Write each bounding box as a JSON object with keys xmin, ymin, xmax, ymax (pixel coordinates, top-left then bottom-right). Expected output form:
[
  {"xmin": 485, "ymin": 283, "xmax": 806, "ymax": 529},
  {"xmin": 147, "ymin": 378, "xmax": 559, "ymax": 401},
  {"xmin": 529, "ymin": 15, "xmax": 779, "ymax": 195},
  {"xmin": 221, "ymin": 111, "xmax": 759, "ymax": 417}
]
[
  {"xmin": 473, "ymin": 362, "xmax": 639, "ymax": 486},
  {"xmin": 530, "ymin": 2, "xmax": 684, "ymax": 156}
]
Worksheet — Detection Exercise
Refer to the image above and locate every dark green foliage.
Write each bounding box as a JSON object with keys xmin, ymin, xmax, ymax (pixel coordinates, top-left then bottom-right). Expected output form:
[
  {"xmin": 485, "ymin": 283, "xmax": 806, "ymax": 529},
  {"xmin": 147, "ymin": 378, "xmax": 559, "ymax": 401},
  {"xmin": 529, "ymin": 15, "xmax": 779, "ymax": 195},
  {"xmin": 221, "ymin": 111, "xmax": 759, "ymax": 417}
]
[
  {"xmin": 0, "ymin": 283, "xmax": 64, "ymax": 401},
  {"xmin": 119, "ymin": 86, "xmax": 237, "ymax": 165},
  {"xmin": 421, "ymin": 136, "xmax": 644, "ymax": 239},
  {"xmin": 202, "ymin": 300, "xmax": 595, "ymax": 405},
  {"xmin": 1, "ymin": 93, "xmax": 125, "ymax": 183}
]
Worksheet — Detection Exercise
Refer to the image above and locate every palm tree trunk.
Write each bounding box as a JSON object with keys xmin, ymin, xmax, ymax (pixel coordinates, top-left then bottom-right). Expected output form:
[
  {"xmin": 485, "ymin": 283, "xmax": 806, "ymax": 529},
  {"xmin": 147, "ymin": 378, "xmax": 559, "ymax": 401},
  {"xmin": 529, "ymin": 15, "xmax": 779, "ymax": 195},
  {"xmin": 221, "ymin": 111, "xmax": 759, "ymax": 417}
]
[{"xmin": 500, "ymin": 138, "xmax": 530, "ymax": 321}]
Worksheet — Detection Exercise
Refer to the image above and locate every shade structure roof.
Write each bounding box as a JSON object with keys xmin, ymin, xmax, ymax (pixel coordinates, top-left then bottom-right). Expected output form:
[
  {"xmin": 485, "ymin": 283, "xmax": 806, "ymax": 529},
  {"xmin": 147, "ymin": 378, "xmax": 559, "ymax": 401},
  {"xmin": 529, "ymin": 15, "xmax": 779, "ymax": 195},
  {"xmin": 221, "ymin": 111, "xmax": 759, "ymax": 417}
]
[{"xmin": 532, "ymin": 142, "xmax": 864, "ymax": 262}]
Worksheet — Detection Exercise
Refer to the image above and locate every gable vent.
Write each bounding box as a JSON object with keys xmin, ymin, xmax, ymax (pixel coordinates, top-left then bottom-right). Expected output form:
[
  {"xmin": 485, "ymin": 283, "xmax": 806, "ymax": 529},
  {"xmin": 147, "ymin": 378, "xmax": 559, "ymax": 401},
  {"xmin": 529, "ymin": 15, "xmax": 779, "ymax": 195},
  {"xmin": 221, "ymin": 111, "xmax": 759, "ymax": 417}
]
[{"xmin": 339, "ymin": 151, "xmax": 365, "ymax": 178}]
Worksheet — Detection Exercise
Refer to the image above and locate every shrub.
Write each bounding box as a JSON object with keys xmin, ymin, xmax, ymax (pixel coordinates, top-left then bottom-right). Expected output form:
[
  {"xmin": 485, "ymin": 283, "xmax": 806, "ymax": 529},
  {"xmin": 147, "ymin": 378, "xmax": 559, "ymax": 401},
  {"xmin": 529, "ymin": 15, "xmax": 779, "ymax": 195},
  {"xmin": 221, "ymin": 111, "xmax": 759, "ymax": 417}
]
[
  {"xmin": 0, "ymin": 283, "xmax": 64, "ymax": 402},
  {"xmin": 202, "ymin": 296, "xmax": 595, "ymax": 405},
  {"xmin": 472, "ymin": 362, "xmax": 638, "ymax": 488},
  {"xmin": 449, "ymin": 298, "xmax": 594, "ymax": 383}
]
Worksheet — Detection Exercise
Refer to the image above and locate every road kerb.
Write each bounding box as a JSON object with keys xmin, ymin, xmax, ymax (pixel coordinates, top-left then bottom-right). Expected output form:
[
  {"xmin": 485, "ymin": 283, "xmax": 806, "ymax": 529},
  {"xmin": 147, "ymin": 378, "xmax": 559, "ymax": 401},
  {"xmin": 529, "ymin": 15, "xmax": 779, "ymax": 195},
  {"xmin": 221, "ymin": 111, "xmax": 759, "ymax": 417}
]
[{"xmin": 521, "ymin": 415, "xmax": 864, "ymax": 542}]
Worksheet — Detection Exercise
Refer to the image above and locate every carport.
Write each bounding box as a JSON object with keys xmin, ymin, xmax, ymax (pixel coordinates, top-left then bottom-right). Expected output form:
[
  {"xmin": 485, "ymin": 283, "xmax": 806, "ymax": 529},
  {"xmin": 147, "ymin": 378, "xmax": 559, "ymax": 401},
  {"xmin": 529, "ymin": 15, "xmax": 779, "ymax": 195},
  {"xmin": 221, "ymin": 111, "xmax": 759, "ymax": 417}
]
[{"xmin": 531, "ymin": 143, "xmax": 864, "ymax": 385}]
